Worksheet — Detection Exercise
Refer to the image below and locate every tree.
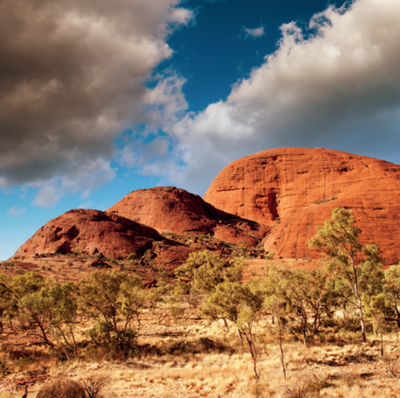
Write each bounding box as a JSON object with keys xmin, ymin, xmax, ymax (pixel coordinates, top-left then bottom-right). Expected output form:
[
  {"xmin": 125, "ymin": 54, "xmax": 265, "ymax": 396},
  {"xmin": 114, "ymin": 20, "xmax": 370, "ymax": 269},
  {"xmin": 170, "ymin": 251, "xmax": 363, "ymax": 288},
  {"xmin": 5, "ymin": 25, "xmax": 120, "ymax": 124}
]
[
  {"xmin": 263, "ymin": 294, "xmax": 288, "ymax": 381},
  {"xmin": 0, "ymin": 272, "xmax": 79, "ymax": 350},
  {"xmin": 262, "ymin": 267, "xmax": 291, "ymax": 381},
  {"xmin": 363, "ymin": 292, "xmax": 391, "ymax": 356},
  {"xmin": 8, "ymin": 272, "xmax": 55, "ymax": 347},
  {"xmin": 308, "ymin": 207, "xmax": 385, "ymax": 342},
  {"xmin": 48, "ymin": 282, "xmax": 78, "ymax": 357},
  {"xmin": 384, "ymin": 264, "xmax": 400, "ymax": 328},
  {"xmin": 0, "ymin": 273, "xmax": 12, "ymax": 334},
  {"xmin": 276, "ymin": 267, "xmax": 337, "ymax": 344},
  {"xmin": 79, "ymin": 270, "xmax": 144, "ymax": 350},
  {"xmin": 200, "ymin": 280, "xmax": 264, "ymax": 379},
  {"xmin": 174, "ymin": 250, "xmax": 245, "ymax": 308}
]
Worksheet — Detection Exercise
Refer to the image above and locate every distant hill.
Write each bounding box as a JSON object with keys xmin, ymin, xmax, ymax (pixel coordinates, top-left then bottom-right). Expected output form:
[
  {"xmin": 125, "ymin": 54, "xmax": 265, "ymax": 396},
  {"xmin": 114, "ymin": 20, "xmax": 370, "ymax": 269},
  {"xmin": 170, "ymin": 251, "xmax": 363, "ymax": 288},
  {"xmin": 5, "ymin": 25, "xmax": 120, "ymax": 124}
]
[{"xmin": 12, "ymin": 147, "xmax": 400, "ymax": 274}]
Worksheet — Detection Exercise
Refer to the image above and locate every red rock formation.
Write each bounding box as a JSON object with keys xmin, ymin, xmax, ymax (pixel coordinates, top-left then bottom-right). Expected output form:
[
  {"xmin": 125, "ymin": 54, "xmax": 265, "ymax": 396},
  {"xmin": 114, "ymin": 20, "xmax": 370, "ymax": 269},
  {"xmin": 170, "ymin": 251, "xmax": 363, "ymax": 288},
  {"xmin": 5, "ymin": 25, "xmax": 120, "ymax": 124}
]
[
  {"xmin": 13, "ymin": 209, "xmax": 165, "ymax": 260},
  {"xmin": 108, "ymin": 186, "xmax": 268, "ymax": 247},
  {"xmin": 204, "ymin": 148, "xmax": 400, "ymax": 264}
]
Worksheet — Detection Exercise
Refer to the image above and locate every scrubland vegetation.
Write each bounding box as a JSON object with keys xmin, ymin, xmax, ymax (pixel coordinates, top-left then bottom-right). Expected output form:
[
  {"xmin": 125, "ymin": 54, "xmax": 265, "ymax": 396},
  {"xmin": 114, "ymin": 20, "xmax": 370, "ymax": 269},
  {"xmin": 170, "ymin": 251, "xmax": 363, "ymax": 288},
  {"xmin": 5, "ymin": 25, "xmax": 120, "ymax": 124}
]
[{"xmin": 2, "ymin": 208, "xmax": 400, "ymax": 397}]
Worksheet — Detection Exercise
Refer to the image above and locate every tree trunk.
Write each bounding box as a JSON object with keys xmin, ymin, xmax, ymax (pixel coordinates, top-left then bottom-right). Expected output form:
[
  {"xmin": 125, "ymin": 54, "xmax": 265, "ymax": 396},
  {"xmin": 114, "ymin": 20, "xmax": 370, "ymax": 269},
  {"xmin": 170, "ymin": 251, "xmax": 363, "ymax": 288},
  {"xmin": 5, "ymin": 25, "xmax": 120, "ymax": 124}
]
[
  {"xmin": 359, "ymin": 304, "xmax": 367, "ymax": 342},
  {"xmin": 354, "ymin": 278, "xmax": 367, "ymax": 342},
  {"xmin": 244, "ymin": 328, "xmax": 260, "ymax": 380},
  {"xmin": 277, "ymin": 318, "xmax": 286, "ymax": 381},
  {"xmin": 394, "ymin": 304, "xmax": 400, "ymax": 329},
  {"xmin": 37, "ymin": 320, "xmax": 55, "ymax": 347}
]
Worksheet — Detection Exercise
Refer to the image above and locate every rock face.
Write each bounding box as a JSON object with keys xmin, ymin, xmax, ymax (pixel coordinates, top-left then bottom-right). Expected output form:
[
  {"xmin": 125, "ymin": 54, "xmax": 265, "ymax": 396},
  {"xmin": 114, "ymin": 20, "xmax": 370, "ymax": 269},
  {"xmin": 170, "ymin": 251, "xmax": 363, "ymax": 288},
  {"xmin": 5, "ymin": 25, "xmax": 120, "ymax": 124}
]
[
  {"xmin": 13, "ymin": 209, "xmax": 165, "ymax": 260},
  {"xmin": 108, "ymin": 186, "xmax": 268, "ymax": 247},
  {"xmin": 204, "ymin": 147, "xmax": 400, "ymax": 264}
]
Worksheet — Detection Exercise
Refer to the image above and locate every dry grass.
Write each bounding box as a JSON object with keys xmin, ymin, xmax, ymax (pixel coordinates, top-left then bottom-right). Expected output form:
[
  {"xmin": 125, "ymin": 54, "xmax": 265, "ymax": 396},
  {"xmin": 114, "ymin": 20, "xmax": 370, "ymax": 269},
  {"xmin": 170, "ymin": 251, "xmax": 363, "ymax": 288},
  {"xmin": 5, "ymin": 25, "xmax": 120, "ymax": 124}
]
[
  {"xmin": 36, "ymin": 378, "xmax": 86, "ymax": 398},
  {"xmin": 79, "ymin": 373, "xmax": 111, "ymax": 398},
  {"xmin": 3, "ymin": 318, "xmax": 400, "ymax": 398},
  {"xmin": 1, "ymin": 272, "xmax": 400, "ymax": 397}
]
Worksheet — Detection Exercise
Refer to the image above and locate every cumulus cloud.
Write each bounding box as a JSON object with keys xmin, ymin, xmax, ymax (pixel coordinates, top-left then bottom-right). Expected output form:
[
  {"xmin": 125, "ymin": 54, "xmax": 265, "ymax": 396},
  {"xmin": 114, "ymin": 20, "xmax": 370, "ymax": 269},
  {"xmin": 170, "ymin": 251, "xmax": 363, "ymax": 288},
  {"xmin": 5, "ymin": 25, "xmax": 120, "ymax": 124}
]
[
  {"xmin": 28, "ymin": 157, "xmax": 116, "ymax": 207},
  {"xmin": 0, "ymin": 0, "xmax": 192, "ymax": 201},
  {"xmin": 243, "ymin": 26, "xmax": 265, "ymax": 38},
  {"xmin": 152, "ymin": 0, "xmax": 400, "ymax": 193}
]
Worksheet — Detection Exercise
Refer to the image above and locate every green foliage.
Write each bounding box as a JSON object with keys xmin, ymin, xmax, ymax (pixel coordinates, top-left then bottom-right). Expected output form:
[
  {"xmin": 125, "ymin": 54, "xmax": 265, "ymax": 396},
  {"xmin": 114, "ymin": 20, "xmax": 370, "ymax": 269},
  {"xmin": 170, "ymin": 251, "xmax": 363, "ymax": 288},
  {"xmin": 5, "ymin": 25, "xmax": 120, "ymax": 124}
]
[
  {"xmin": 308, "ymin": 207, "xmax": 385, "ymax": 342},
  {"xmin": 384, "ymin": 264, "xmax": 400, "ymax": 328},
  {"xmin": 8, "ymin": 272, "xmax": 55, "ymax": 346},
  {"xmin": 126, "ymin": 253, "xmax": 138, "ymax": 261},
  {"xmin": 79, "ymin": 269, "xmax": 144, "ymax": 350},
  {"xmin": 200, "ymin": 279, "xmax": 265, "ymax": 378},
  {"xmin": 48, "ymin": 282, "xmax": 78, "ymax": 354},
  {"xmin": 0, "ymin": 272, "xmax": 79, "ymax": 348},
  {"xmin": 173, "ymin": 251, "xmax": 245, "ymax": 309},
  {"xmin": 314, "ymin": 196, "xmax": 338, "ymax": 205},
  {"xmin": 263, "ymin": 266, "xmax": 337, "ymax": 343},
  {"xmin": 0, "ymin": 273, "xmax": 12, "ymax": 333},
  {"xmin": 265, "ymin": 252, "xmax": 274, "ymax": 260},
  {"xmin": 200, "ymin": 281, "xmax": 263, "ymax": 326},
  {"xmin": 173, "ymin": 250, "xmax": 225, "ymax": 308}
]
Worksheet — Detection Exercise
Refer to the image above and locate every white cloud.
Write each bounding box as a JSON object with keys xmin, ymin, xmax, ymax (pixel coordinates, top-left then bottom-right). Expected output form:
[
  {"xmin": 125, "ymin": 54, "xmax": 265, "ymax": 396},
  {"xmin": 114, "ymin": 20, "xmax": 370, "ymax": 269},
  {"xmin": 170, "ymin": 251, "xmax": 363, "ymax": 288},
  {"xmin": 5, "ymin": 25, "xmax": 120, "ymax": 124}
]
[
  {"xmin": 7, "ymin": 206, "xmax": 26, "ymax": 217},
  {"xmin": 147, "ymin": 0, "xmax": 400, "ymax": 194},
  {"xmin": 30, "ymin": 158, "xmax": 116, "ymax": 208},
  {"xmin": 32, "ymin": 185, "xmax": 61, "ymax": 209},
  {"xmin": 77, "ymin": 201, "xmax": 94, "ymax": 209},
  {"xmin": 243, "ymin": 26, "xmax": 265, "ymax": 38}
]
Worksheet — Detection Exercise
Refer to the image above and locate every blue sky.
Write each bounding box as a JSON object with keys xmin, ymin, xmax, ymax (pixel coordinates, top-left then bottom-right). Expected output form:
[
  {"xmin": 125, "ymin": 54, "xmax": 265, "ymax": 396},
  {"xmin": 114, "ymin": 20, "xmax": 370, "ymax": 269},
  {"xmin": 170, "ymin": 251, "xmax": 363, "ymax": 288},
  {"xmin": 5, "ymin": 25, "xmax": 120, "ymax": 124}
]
[{"xmin": 2, "ymin": 0, "xmax": 400, "ymax": 260}]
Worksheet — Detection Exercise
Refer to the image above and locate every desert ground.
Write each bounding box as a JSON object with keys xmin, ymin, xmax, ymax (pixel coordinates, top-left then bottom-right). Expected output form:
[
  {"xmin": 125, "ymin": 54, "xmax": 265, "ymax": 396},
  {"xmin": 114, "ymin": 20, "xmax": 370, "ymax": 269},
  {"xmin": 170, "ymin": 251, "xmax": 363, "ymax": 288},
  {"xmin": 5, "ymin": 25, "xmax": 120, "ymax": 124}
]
[{"xmin": 1, "ymin": 255, "xmax": 400, "ymax": 398}]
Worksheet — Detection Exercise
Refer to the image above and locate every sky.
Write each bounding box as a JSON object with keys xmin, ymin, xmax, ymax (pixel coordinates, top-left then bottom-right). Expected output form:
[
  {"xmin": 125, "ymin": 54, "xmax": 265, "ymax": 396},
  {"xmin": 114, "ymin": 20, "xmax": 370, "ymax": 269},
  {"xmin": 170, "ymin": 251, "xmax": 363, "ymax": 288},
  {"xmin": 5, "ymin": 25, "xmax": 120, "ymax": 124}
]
[{"xmin": 2, "ymin": 0, "xmax": 400, "ymax": 260}]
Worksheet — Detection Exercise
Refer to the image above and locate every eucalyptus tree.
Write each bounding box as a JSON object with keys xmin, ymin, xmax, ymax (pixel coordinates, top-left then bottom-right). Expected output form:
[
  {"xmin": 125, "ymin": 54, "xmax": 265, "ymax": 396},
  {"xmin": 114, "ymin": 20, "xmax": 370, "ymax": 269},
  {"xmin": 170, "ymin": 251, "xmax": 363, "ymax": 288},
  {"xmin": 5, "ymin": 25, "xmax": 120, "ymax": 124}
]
[
  {"xmin": 200, "ymin": 279, "xmax": 265, "ymax": 379},
  {"xmin": 384, "ymin": 264, "xmax": 400, "ymax": 328},
  {"xmin": 309, "ymin": 207, "xmax": 385, "ymax": 342},
  {"xmin": 79, "ymin": 270, "xmax": 144, "ymax": 350},
  {"xmin": 276, "ymin": 267, "xmax": 337, "ymax": 344},
  {"xmin": 174, "ymin": 250, "xmax": 245, "ymax": 308}
]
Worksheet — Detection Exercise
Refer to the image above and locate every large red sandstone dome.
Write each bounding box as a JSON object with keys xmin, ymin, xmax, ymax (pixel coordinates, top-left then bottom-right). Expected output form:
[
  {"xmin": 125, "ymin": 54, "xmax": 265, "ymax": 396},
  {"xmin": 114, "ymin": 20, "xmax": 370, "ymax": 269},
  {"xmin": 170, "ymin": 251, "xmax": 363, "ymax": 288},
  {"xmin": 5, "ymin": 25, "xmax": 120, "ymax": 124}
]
[{"xmin": 203, "ymin": 147, "xmax": 400, "ymax": 264}]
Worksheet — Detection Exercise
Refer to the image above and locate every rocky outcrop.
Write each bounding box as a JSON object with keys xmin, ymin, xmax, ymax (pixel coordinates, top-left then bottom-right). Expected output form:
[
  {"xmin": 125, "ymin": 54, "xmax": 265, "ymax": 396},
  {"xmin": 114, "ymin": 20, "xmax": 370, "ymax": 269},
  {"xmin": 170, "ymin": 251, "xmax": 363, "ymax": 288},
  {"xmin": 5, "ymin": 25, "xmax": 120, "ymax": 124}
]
[
  {"xmin": 204, "ymin": 147, "xmax": 400, "ymax": 264},
  {"xmin": 13, "ymin": 209, "xmax": 165, "ymax": 260},
  {"xmin": 108, "ymin": 186, "xmax": 268, "ymax": 247}
]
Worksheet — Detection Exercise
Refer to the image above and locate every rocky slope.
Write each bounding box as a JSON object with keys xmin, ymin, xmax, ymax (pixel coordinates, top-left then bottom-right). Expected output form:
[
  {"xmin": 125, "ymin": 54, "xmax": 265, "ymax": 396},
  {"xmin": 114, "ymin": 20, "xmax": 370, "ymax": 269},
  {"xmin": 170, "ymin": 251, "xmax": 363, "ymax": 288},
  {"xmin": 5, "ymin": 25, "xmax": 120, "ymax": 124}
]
[
  {"xmin": 204, "ymin": 147, "xmax": 400, "ymax": 264},
  {"xmin": 108, "ymin": 186, "xmax": 268, "ymax": 247},
  {"xmin": 13, "ymin": 209, "xmax": 170, "ymax": 261}
]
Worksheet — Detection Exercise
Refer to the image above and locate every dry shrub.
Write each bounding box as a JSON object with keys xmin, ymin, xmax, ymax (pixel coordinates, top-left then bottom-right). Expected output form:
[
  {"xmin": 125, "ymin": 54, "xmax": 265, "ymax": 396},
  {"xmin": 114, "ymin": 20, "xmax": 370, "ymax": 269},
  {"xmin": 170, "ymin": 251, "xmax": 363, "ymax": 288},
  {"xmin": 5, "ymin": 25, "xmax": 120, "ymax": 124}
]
[
  {"xmin": 80, "ymin": 373, "xmax": 111, "ymax": 398},
  {"xmin": 36, "ymin": 378, "xmax": 86, "ymax": 398},
  {"xmin": 247, "ymin": 380, "xmax": 268, "ymax": 397},
  {"xmin": 160, "ymin": 337, "xmax": 233, "ymax": 356},
  {"xmin": 283, "ymin": 373, "xmax": 331, "ymax": 398},
  {"xmin": 338, "ymin": 368, "xmax": 360, "ymax": 388},
  {"xmin": 384, "ymin": 355, "xmax": 400, "ymax": 378}
]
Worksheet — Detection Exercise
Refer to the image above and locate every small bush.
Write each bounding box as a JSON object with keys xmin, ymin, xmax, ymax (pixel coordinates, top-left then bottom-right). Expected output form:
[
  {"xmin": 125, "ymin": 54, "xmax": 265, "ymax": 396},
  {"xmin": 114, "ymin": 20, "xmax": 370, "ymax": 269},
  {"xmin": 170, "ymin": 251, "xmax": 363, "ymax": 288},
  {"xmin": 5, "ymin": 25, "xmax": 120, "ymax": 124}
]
[
  {"xmin": 37, "ymin": 378, "xmax": 86, "ymax": 398},
  {"xmin": 283, "ymin": 373, "xmax": 331, "ymax": 398},
  {"xmin": 126, "ymin": 253, "xmax": 138, "ymax": 260},
  {"xmin": 384, "ymin": 355, "xmax": 400, "ymax": 378},
  {"xmin": 79, "ymin": 373, "xmax": 111, "ymax": 398}
]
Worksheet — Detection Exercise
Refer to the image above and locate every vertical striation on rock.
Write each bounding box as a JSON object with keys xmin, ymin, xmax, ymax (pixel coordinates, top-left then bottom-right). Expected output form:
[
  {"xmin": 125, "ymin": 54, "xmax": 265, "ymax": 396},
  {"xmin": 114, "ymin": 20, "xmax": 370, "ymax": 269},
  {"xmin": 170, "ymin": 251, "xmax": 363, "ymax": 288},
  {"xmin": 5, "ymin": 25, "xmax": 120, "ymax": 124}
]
[{"xmin": 204, "ymin": 147, "xmax": 400, "ymax": 264}]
